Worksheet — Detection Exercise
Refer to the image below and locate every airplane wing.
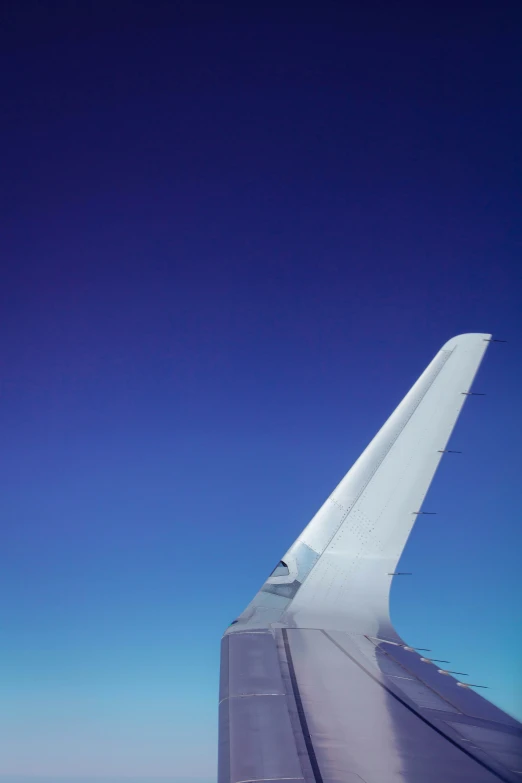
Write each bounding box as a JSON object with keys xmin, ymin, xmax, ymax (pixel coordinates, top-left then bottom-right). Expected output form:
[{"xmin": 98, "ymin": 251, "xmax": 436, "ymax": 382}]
[{"xmin": 218, "ymin": 333, "xmax": 522, "ymax": 783}]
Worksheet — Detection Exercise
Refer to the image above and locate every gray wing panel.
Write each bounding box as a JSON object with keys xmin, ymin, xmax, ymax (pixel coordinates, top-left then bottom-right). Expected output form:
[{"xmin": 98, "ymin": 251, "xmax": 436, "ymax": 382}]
[
  {"xmin": 218, "ymin": 631, "xmax": 307, "ymax": 783},
  {"xmin": 219, "ymin": 628, "xmax": 522, "ymax": 783},
  {"xmin": 284, "ymin": 628, "xmax": 522, "ymax": 783}
]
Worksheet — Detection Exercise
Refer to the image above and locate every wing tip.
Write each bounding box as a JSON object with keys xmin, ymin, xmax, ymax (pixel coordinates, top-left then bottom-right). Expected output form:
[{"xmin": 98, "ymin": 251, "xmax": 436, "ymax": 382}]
[{"xmin": 441, "ymin": 332, "xmax": 492, "ymax": 351}]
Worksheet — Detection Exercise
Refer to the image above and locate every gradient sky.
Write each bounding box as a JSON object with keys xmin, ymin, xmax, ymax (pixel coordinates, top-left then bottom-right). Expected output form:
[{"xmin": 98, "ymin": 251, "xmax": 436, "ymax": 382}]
[{"xmin": 1, "ymin": 2, "xmax": 521, "ymax": 780}]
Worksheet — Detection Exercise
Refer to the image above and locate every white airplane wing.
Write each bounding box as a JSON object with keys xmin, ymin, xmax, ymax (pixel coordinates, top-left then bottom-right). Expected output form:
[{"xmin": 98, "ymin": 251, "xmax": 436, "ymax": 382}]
[{"xmin": 219, "ymin": 333, "xmax": 522, "ymax": 783}]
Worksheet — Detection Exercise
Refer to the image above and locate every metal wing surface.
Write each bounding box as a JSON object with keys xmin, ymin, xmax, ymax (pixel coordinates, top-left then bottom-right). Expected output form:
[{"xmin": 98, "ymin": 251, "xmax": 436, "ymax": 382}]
[{"xmin": 219, "ymin": 333, "xmax": 522, "ymax": 783}]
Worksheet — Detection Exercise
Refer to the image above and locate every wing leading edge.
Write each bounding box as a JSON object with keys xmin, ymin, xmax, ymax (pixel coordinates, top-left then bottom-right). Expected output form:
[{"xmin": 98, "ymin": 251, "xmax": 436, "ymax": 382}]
[{"xmin": 219, "ymin": 334, "xmax": 522, "ymax": 783}]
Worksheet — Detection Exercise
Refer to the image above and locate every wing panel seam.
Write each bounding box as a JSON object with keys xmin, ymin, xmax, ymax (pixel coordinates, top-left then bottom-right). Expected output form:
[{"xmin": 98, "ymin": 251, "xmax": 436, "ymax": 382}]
[{"xmin": 282, "ymin": 628, "xmax": 323, "ymax": 783}]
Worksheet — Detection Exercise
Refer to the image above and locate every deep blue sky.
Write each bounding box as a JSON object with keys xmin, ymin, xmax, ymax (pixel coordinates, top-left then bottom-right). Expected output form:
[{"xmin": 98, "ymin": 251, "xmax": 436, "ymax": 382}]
[{"xmin": 1, "ymin": 2, "xmax": 521, "ymax": 779}]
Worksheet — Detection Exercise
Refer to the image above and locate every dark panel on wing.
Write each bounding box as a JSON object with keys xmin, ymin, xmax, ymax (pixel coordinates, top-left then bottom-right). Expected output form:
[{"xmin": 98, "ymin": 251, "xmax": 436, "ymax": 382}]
[{"xmin": 218, "ymin": 631, "xmax": 306, "ymax": 783}]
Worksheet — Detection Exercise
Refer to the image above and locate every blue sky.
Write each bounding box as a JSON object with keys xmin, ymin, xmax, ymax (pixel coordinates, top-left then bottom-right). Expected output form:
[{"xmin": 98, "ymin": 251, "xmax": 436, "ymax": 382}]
[{"xmin": 1, "ymin": 2, "xmax": 521, "ymax": 780}]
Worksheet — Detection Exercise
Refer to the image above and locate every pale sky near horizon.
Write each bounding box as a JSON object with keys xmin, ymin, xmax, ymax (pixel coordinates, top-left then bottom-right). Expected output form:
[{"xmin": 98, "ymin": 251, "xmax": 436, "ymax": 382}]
[{"xmin": 0, "ymin": 778, "xmax": 214, "ymax": 783}]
